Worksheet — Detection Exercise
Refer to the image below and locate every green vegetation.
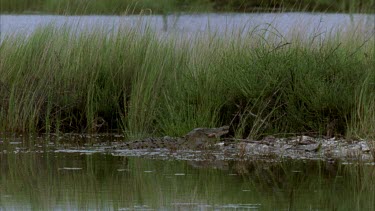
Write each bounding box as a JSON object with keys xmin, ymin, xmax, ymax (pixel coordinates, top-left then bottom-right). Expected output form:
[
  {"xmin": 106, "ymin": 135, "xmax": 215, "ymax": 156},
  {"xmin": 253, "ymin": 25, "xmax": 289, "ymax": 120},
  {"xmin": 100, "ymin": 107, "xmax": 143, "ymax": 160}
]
[
  {"xmin": 0, "ymin": 21, "xmax": 374, "ymax": 139},
  {"xmin": 0, "ymin": 0, "xmax": 374, "ymax": 14}
]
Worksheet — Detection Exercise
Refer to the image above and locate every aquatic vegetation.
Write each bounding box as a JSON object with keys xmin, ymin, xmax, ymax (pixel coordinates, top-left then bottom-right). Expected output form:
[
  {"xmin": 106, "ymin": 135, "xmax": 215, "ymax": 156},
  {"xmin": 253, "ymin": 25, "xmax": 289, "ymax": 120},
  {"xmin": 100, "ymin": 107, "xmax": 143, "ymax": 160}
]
[
  {"xmin": 0, "ymin": 19, "xmax": 374, "ymax": 139},
  {"xmin": 347, "ymin": 72, "xmax": 375, "ymax": 140}
]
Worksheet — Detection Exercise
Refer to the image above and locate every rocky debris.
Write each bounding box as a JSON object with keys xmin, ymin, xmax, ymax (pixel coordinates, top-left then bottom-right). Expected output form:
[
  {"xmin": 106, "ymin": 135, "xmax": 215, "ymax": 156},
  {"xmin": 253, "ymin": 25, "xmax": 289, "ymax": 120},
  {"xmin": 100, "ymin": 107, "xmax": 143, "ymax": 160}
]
[
  {"xmin": 1, "ymin": 133, "xmax": 373, "ymax": 163},
  {"xmin": 221, "ymin": 136, "xmax": 374, "ymax": 162},
  {"xmin": 109, "ymin": 136, "xmax": 374, "ymax": 162}
]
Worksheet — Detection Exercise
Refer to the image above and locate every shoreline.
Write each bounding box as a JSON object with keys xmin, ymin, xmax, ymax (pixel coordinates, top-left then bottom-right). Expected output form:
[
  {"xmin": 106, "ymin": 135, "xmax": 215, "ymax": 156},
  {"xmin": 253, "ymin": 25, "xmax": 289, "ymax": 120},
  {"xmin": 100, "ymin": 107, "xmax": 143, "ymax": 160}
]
[{"xmin": 2, "ymin": 134, "xmax": 374, "ymax": 163}]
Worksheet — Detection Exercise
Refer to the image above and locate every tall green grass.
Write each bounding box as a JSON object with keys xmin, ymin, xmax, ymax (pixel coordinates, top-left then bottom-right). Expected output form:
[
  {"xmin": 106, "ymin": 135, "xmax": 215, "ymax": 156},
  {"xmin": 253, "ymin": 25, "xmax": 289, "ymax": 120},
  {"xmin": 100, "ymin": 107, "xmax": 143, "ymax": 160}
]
[
  {"xmin": 0, "ymin": 20, "xmax": 374, "ymax": 139},
  {"xmin": 0, "ymin": 0, "xmax": 212, "ymax": 15},
  {"xmin": 347, "ymin": 72, "xmax": 375, "ymax": 140},
  {"xmin": 0, "ymin": 0, "xmax": 374, "ymax": 14}
]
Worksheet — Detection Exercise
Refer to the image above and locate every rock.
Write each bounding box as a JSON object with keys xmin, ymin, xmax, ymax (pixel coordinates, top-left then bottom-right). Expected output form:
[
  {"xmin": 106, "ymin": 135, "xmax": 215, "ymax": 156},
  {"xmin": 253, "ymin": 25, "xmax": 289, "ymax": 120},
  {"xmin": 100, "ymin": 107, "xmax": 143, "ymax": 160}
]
[
  {"xmin": 101, "ymin": 132, "xmax": 374, "ymax": 162},
  {"xmin": 359, "ymin": 141, "xmax": 370, "ymax": 152},
  {"xmin": 281, "ymin": 144, "xmax": 293, "ymax": 150}
]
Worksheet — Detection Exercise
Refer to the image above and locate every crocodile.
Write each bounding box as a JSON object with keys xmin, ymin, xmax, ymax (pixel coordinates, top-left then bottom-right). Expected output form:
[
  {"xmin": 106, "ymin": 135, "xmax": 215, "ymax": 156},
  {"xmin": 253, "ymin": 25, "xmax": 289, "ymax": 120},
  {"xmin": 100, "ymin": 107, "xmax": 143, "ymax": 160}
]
[{"xmin": 114, "ymin": 126, "xmax": 229, "ymax": 150}]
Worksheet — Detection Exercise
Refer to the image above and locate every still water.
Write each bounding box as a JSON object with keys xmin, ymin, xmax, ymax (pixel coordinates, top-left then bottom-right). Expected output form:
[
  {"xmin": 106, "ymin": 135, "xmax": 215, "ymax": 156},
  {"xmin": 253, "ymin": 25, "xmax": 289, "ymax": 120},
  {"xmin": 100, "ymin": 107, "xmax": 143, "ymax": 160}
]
[
  {"xmin": 1, "ymin": 13, "xmax": 374, "ymax": 39},
  {"xmin": 1, "ymin": 139, "xmax": 374, "ymax": 210}
]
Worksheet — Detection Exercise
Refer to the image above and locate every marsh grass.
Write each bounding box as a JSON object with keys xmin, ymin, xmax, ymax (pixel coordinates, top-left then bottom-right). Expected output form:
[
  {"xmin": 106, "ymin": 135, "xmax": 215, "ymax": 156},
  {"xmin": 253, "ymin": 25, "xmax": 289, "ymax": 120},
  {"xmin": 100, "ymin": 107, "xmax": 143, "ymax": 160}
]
[
  {"xmin": 1, "ymin": 0, "xmax": 374, "ymax": 14},
  {"xmin": 0, "ymin": 0, "xmax": 212, "ymax": 15},
  {"xmin": 347, "ymin": 72, "xmax": 375, "ymax": 140},
  {"xmin": 0, "ymin": 18, "xmax": 374, "ymax": 139}
]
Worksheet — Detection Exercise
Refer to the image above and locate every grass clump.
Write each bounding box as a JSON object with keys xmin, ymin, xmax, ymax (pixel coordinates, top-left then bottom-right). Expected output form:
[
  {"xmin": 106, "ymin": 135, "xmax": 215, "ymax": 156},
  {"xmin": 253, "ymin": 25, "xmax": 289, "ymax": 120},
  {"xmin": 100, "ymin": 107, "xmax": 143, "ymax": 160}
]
[
  {"xmin": 347, "ymin": 72, "xmax": 375, "ymax": 140},
  {"xmin": 0, "ymin": 19, "xmax": 374, "ymax": 139}
]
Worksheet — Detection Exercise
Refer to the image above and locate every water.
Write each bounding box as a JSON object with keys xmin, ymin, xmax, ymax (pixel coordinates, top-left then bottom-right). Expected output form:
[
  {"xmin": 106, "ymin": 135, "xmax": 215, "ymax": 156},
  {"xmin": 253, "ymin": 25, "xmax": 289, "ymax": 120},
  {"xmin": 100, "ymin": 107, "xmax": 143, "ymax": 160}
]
[
  {"xmin": 0, "ymin": 137, "xmax": 374, "ymax": 210},
  {"xmin": 1, "ymin": 13, "xmax": 374, "ymax": 39}
]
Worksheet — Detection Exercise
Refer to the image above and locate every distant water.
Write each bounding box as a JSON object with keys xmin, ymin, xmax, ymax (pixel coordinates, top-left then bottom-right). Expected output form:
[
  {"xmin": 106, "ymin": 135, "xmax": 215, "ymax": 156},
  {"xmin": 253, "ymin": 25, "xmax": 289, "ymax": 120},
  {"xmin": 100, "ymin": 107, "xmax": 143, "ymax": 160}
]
[{"xmin": 1, "ymin": 13, "xmax": 374, "ymax": 39}]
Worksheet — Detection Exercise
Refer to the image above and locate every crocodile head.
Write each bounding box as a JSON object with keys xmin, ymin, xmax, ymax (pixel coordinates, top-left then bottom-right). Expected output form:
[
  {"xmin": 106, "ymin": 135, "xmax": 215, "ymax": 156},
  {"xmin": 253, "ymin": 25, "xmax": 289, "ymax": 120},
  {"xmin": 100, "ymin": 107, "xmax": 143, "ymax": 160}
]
[{"xmin": 184, "ymin": 126, "xmax": 229, "ymax": 149}]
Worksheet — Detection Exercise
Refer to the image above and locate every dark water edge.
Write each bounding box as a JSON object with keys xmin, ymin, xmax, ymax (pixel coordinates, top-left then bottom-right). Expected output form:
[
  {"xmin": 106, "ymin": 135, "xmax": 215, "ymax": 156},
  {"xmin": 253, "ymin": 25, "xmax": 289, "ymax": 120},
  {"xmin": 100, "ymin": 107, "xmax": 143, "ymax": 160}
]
[
  {"xmin": 1, "ymin": 0, "xmax": 374, "ymax": 15},
  {"xmin": 1, "ymin": 137, "xmax": 374, "ymax": 210}
]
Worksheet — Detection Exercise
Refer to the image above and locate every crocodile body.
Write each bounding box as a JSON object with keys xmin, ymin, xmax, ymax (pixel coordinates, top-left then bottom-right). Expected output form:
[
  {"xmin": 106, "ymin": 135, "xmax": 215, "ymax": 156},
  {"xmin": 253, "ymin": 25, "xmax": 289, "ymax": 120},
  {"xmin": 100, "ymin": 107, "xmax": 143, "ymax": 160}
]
[{"xmin": 116, "ymin": 126, "xmax": 229, "ymax": 150}]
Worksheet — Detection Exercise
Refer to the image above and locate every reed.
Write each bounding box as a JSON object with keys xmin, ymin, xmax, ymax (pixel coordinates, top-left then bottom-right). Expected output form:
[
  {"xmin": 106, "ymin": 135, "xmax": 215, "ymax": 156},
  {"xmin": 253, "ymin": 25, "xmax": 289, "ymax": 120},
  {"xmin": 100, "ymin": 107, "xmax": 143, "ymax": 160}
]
[
  {"xmin": 0, "ymin": 0, "xmax": 212, "ymax": 15},
  {"xmin": 0, "ymin": 0, "xmax": 373, "ymax": 14},
  {"xmin": 347, "ymin": 72, "xmax": 375, "ymax": 140},
  {"xmin": 0, "ymin": 19, "xmax": 373, "ymax": 139}
]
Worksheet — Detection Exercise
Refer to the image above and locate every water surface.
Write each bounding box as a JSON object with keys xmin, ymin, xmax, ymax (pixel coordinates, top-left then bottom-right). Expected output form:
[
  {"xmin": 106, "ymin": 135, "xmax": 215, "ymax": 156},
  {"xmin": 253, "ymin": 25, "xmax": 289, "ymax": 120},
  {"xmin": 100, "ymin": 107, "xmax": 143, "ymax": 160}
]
[
  {"xmin": 1, "ymin": 13, "xmax": 374, "ymax": 39},
  {"xmin": 1, "ymin": 137, "xmax": 374, "ymax": 210}
]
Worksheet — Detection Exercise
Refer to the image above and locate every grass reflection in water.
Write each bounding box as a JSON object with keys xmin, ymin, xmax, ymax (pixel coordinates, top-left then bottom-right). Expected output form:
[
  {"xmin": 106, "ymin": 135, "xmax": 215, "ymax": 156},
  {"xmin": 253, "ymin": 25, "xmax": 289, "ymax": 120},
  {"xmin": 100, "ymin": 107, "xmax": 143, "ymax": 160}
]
[{"xmin": 1, "ymin": 152, "xmax": 374, "ymax": 210}]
